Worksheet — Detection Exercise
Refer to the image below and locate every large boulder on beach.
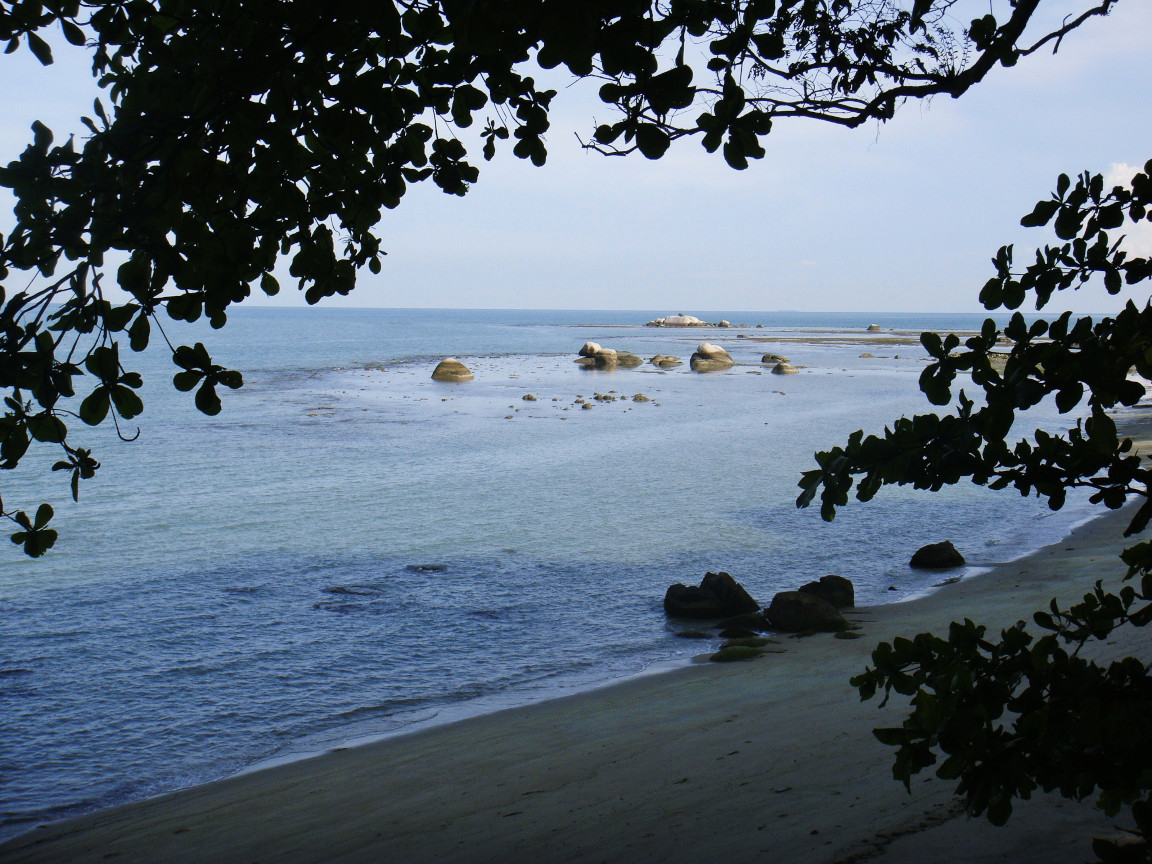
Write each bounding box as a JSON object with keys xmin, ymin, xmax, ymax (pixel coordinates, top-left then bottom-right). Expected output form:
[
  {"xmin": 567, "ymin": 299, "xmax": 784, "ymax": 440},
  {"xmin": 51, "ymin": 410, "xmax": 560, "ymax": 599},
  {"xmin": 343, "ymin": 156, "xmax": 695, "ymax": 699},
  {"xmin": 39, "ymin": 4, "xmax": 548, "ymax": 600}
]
[
  {"xmin": 431, "ymin": 358, "xmax": 473, "ymax": 382},
  {"xmin": 663, "ymin": 571, "xmax": 759, "ymax": 619},
  {"xmin": 910, "ymin": 541, "xmax": 966, "ymax": 569},
  {"xmin": 867, "ymin": 323, "xmax": 882, "ymax": 332},
  {"xmin": 690, "ymin": 342, "xmax": 734, "ymax": 372},
  {"xmin": 765, "ymin": 591, "xmax": 847, "ymax": 632},
  {"xmin": 798, "ymin": 575, "xmax": 854, "ymax": 609}
]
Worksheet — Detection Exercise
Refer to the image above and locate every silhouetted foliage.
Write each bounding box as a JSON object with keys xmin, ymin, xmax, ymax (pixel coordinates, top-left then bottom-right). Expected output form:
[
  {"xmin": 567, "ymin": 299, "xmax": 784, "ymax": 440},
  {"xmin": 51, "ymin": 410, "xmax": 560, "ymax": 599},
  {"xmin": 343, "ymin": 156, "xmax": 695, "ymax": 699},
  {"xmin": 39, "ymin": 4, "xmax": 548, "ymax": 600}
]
[{"xmin": 800, "ymin": 162, "xmax": 1152, "ymax": 861}]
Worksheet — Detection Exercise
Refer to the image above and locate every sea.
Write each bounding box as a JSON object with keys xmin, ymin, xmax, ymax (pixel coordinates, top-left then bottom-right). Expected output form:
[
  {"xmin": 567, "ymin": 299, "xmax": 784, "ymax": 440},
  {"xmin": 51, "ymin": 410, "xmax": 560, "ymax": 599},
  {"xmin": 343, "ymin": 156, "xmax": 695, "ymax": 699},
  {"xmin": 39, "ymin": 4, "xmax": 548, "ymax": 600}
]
[{"xmin": 0, "ymin": 307, "xmax": 1108, "ymax": 841}]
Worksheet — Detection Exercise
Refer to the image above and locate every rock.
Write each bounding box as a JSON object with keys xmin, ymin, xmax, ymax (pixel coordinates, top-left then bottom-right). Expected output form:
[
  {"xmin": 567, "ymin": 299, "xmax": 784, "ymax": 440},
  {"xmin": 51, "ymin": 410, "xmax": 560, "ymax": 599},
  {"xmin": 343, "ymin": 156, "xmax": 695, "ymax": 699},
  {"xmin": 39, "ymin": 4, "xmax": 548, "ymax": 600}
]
[
  {"xmin": 798, "ymin": 575, "xmax": 854, "ymax": 609},
  {"xmin": 663, "ymin": 571, "xmax": 759, "ymax": 619},
  {"xmin": 761, "ymin": 353, "xmax": 790, "ymax": 363},
  {"xmin": 615, "ymin": 351, "xmax": 644, "ymax": 368},
  {"xmin": 695, "ymin": 342, "xmax": 730, "ymax": 360},
  {"xmin": 771, "ymin": 362, "xmax": 798, "ymax": 375},
  {"xmin": 691, "ymin": 356, "xmax": 734, "ymax": 372},
  {"xmin": 867, "ymin": 323, "xmax": 881, "ymax": 332},
  {"xmin": 690, "ymin": 343, "xmax": 734, "ymax": 372},
  {"xmin": 632, "ymin": 393, "xmax": 650, "ymax": 402},
  {"xmin": 578, "ymin": 348, "xmax": 620, "ymax": 369},
  {"xmin": 710, "ymin": 645, "xmax": 766, "ymax": 663},
  {"xmin": 431, "ymin": 358, "xmax": 473, "ymax": 382},
  {"xmin": 718, "ymin": 611, "xmax": 771, "ymax": 632},
  {"xmin": 578, "ymin": 342, "xmax": 602, "ymax": 357},
  {"xmin": 721, "ymin": 636, "xmax": 774, "ymax": 649},
  {"xmin": 719, "ymin": 627, "xmax": 757, "ymax": 639},
  {"xmin": 718, "ymin": 320, "xmax": 731, "ymax": 328},
  {"xmin": 910, "ymin": 540, "xmax": 966, "ymax": 569},
  {"xmin": 522, "ymin": 394, "xmax": 537, "ymax": 401},
  {"xmin": 646, "ymin": 314, "xmax": 710, "ymax": 327},
  {"xmin": 649, "ymin": 354, "xmax": 682, "ymax": 367},
  {"xmin": 859, "ymin": 352, "xmax": 875, "ymax": 358},
  {"xmin": 765, "ymin": 591, "xmax": 847, "ymax": 633}
]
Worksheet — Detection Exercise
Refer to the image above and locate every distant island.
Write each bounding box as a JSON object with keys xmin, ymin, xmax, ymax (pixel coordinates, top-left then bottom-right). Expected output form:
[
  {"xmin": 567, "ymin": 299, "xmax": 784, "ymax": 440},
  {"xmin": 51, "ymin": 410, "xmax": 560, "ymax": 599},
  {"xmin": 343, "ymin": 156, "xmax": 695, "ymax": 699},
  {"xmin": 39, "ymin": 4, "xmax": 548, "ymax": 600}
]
[{"xmin": 645, "ymin": 314, "xmax": 730, "ymax": 327}]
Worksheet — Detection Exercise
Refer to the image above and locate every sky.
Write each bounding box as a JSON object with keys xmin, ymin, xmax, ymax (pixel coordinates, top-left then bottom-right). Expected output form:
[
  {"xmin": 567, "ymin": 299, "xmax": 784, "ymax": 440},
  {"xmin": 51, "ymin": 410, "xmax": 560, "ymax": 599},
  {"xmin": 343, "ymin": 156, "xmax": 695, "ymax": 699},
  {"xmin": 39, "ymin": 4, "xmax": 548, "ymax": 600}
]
[{"xmin": 1, "ymin": 1, "xmax": 1149, "ymax": 314}]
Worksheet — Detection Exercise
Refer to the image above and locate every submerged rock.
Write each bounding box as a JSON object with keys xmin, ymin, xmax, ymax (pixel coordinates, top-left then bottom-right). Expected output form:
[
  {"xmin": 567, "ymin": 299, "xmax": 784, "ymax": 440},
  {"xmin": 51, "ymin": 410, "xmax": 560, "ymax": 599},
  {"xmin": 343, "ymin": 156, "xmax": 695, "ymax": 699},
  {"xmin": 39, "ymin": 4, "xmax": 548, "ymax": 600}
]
[
  {"xmin": 649, "ymin": 354, "xmax": 682, "ymax": 368},
  {"xmin": 709, "ymin": 645, "xmax": 766, "ymax": 663},
  {"xmin": 761, "ymin": 353, "xmax": 790, "ymax": 364},
  {"xmin": 431, "ymin": 358, "xmax": 473, "ymax": 382},
  {"xmin": 910, "ymin": 541, "xmax": 965, "ymax": 569}
]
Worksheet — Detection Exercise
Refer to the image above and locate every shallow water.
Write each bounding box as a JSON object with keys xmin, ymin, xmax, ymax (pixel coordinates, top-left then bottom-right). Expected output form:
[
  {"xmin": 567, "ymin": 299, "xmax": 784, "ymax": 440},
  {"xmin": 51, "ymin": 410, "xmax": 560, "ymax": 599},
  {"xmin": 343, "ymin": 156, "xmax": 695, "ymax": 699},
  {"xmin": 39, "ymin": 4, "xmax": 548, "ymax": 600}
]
[{"xmin": 0, "ymin": 308, "xmax": 1101, "ymax": 839}]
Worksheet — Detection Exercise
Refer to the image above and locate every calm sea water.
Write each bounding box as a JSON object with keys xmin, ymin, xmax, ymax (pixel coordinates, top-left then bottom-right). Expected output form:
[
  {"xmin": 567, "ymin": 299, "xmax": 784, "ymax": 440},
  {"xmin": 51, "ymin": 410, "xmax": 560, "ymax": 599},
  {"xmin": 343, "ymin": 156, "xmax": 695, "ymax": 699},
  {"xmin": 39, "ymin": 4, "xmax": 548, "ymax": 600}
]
[{"xmin": 0, "ymin": 308, "xmax": 1103, "ymax": 839}]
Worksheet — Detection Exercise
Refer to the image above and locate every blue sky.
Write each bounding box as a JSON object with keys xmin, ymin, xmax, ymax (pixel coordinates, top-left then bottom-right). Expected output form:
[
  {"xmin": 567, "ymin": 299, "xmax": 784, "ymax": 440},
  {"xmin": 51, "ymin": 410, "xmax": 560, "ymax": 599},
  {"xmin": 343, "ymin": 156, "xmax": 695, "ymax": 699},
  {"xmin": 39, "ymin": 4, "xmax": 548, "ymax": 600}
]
[{"xmin": 2, "ymin": 1, "xmax": 1149, "ymax": 314}]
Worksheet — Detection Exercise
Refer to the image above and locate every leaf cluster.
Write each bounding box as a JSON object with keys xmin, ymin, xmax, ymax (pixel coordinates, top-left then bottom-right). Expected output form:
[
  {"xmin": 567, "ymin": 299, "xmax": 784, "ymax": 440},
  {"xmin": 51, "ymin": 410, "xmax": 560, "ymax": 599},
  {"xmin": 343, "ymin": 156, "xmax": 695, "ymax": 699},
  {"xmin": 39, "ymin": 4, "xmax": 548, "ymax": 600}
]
[
  {"xmin": 807, "ymin": 161, "xmax": 1152, "ymax": 859},
  {"xmin": 853, "ymin": 595, "xmax": 1152, "ymax": 837},
  {"xmin": 798, "ymin": 161, "xmax": 1152, "ymax": 537}
]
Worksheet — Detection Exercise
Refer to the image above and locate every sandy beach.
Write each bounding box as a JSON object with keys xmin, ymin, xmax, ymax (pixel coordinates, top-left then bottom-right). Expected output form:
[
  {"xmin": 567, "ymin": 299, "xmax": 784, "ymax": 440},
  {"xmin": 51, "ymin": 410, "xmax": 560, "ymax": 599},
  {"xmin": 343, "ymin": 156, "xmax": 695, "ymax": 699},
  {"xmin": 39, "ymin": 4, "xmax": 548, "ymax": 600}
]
[{"xmin": 5, "ymin": 408, "xmax": 1151, "ymax": 864}]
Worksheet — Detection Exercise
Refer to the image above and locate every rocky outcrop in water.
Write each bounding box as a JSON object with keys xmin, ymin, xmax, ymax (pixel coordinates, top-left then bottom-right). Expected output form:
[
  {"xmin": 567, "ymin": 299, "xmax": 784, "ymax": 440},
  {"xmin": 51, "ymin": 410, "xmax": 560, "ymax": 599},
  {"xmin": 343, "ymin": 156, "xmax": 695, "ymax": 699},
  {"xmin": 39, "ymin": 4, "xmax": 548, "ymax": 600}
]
[
  {"xmin": 431, "ymin": 358, "xmax": 473, "ymax": 382},
  {"xmin": 663, "ymin": 571, "xmax": 759, "ymax": 619},
  {"xmin": 649, "ymin": 354, "xmax": 682, "ymax": 368},
  {"xmin": 690, "ymin": 342, "xmax": 735, "ymax": 372},
  {"xmin": 575, "ymin": 345, "xmax": 644, "ymax": 369},
  {"xmin": 910, "ymin": 541, "xmax": 965, "ymax": 569},
  {"xmin": 646, "ymin": 315, "xmax": 713, "ymax": 327}
]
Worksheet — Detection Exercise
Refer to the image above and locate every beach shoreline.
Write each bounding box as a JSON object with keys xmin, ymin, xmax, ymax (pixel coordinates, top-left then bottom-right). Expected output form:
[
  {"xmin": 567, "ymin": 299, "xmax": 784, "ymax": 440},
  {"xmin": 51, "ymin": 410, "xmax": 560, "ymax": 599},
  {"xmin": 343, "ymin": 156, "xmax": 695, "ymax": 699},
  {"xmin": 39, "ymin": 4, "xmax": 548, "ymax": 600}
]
[{"xmin": 4, "ymin": 469, "xmax": 1150, "ymax": 861}]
